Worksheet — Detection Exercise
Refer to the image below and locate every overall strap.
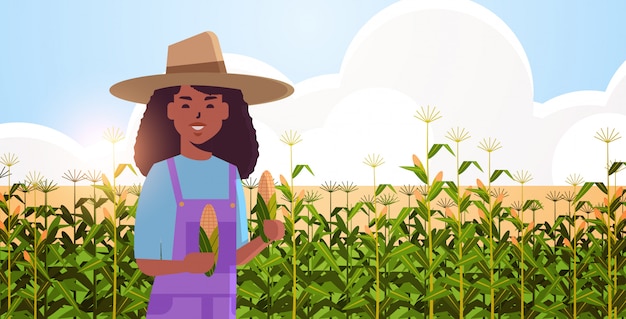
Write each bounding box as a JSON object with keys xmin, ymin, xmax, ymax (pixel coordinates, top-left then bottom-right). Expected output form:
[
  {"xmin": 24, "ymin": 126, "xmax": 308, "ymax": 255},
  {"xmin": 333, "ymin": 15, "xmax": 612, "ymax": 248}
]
[{"xmin": 167, "ymin": 158, "xmax": 184, "ymax": 203}]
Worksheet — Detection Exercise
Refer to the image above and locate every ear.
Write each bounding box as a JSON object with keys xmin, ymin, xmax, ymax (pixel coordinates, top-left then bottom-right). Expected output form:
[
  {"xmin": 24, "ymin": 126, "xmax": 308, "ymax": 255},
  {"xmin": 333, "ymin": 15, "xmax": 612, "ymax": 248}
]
[
  {"xmin": 167, "ymin": 102, "xmax": 175, "ymax": 120},
  {"xmin": 219, "ymin": 101, "xmax": 230, "ymax": 121}
]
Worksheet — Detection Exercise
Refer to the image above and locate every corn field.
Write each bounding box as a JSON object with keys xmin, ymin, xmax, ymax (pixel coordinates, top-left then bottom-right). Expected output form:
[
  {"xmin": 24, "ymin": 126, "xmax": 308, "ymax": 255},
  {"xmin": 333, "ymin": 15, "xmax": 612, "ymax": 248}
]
[{"xmin": 1, "ymin": 121, "xmax": 626, "ymax": 318}]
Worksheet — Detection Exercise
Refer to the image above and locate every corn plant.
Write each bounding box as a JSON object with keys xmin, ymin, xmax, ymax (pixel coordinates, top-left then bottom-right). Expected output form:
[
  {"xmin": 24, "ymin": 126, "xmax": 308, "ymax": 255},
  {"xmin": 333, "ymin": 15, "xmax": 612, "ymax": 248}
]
[
  {"xmin": 0, "ymin": 204, "xmax": 21, "ymax": 317},
  {"xmin": 363, "ymin": 153, "xmax": 385, "ymax": 319},
  {"xmin": 4, "ymin": 123, "xmax": 626, "ymax": 318},
  {"xmin": 444, "ymin": 126, "xmax": 477, "ymax": 319},
  {"xmin": 280, "ymin": 129, "xmax": 313, "ymax": 318},
  {"xmin": 592, "ymin": 127, "xmax": 621, "ymax": 319},
  {"xmin": 242, "ymin": 177, "xmax": 259, "ymax": 239},
  {"xmin": 320, "ymin": 181, "xmax": 340, "ymax": 240},
  {"xmin": 477, "ymin": 137, "xmax": 508, "ymax": 319},
  {"xmin": 1, "ymin": 152, "xmax": 19, "ymax": 318},
  {"xmin": 243, "ymin": 170, "xmax": 280, "ymax": 317}
]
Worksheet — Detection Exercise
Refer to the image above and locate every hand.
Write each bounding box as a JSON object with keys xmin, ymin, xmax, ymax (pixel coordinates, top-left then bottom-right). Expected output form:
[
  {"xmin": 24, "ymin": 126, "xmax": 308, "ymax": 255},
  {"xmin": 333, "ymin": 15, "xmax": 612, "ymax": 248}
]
[
  {"xmin": 263, "ymin": 219, "xmax": 285, "ymax": 242},
  {"xmin": 183, "ymin": 252, "xmax": 215, "ymax": 273}
]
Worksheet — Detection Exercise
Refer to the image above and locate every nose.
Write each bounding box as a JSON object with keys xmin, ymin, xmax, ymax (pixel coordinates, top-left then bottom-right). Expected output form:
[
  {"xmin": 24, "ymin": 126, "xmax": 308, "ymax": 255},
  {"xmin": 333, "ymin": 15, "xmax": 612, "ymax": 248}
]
[{"xmin": 196, "ymin": 112, "xmax": 201, "ymax": 119}]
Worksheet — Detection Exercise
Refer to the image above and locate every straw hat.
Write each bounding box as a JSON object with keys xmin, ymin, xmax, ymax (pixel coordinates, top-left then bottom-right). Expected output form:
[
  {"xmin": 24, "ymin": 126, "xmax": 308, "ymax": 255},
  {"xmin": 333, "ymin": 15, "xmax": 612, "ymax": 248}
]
[{"xmin": 110, "ymin": 31, "xmax": 294, "ymax": 105}]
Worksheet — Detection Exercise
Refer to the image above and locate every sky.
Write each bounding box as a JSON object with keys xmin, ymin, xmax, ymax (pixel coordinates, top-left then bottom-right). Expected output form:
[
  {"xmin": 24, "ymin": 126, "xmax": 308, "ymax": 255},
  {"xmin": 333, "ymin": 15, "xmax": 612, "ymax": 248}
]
[{"xmin": 2, "ymin": 0, "xmax": 626, "ymax": 186}]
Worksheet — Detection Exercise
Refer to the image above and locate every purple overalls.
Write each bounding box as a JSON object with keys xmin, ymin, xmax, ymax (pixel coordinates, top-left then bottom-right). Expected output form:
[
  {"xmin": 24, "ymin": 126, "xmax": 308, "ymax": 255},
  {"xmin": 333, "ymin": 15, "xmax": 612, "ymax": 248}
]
[{"xmin": 146, "ymin": 158, "xmax": 238, "ymax": 318}]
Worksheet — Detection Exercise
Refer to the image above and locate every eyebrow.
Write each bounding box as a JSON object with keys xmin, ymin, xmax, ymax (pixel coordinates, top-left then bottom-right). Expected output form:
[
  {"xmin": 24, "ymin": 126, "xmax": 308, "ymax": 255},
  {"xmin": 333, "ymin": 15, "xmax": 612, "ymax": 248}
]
[{"xmin": 177, "ymin": 95, "xmax": 218, "ymax": 101}]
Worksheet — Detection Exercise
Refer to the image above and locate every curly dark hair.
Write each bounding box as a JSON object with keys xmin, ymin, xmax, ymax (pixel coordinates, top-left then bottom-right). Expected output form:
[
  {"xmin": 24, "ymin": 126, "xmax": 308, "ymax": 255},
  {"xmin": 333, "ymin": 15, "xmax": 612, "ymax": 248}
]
[{"xmin": 134, "ymin": 85, "xmax": 259, "ymax": 178}]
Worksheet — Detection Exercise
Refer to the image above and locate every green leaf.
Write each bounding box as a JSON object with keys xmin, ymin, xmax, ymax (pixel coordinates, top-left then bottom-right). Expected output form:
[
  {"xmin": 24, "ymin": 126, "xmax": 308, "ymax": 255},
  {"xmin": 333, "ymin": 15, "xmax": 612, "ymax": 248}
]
[
  {"xmin": 490, "ymin": 169, "xmax": 513, "ymax": 183},
  {"xmin": 577, "ymin": 289, "xmax": 604, "ymax": 307},
  {"xmin": 459, "ymin": 195, "xmax": 472, "ymax": 213},
  {"xmin": 312, "ymin": 242, "xmax": 341, "ymax": 274},
  {"xmin": 53, "ymin": 280, "xmax": 81, "ymax": 313},
  {"xmin": 261, "ymin": 253, "xmax": 283, "ymax": 268},
  {"xmin": 522, "ymin": 199, "xmax": 542, "ymax": 212},
  {"xmin": 295, "ymin": 290, "xmax": 311, "ymax": 309},
  {"xmin": 375, "ymin": 184, "xmax": 396, "ymax": 196},
  {"xmin": 595, "ymin": 182, "xmax": 608, "ymax": 194},
  {"xmin": 614, "ymin": 287, "xmax": 626, "ymax": 315},
  {"xmin": 414, "ymin": 249, "xmax": 430, "ymax": 268},
  {"xmin": 95, "ymin": 185, "xmax": 115, "ymax": 203},
  {"xmin": 400, "ymin": 255, "xmax": 423, "ymax": 280},
  {"xmin": 493, "ymin": 241, "xmax": 510, "ymax": 265},
  {"xmin": 473, "ymin": 278, "xmax": 491, "ymax": 293},
  {"xmin": 432, "ymin": 228, "xmax": 451, "ymax": 249},
  {"xmin": 119, "ymin": 298, "xmax": 146, "ymax": 314},
  {"xmin": 401, "ymin": 165, "xmax": 428, "ymax": 184},
  {"xmin": 388, "ymin": 289, "xmax": 411, "ymax": 302},
  {"xmin": 5, "ymin": 295, "xmax": 22, "ymax": 317},
  {"xmin": 492, "ymin": 278, "xmax": 517, "ymax": 290},
  {"xmin": 575, "ymin": 200, "xmax": 592, "ymax": 212},
  {"xmin": 441, "ymin": 273, "xmax": 461, "ymax": 288},
  {"xmin": 238, "ymin": 284, "xmax": 260, "ymax": 299},
  {"xmin": 198, "ymin": 227, "xmax": 211, "ymax": 253},
  {"xmin": 459, "ymin": 161, "xmax": 483, "ymax": 174},
  {"xmin": 81, "ymin": 224, "xmax": 102, "ymax": 248},
  {"xmin": 209, "ymin": 228, "xmax": 219, "ymax": 253},
  {"xmin": 390, "ymin": 207, "xmax": 412, "ymax": 236},
  {"xmin": 305, "ymin": 282, "xmax": 330, "ymax": 297},
  {"xmin": 462, "ymin": 237, "xmax": 480, "ymax": 256},
  {"xmin": 48, "ymin": 243, "xmax": 67, "ymax": 266},
  {"xmin": 386, "ymin": 242, "xmax": 419, "ymax": 261},
  {"xmin": 75, "ymin": 197, "xmax": 90, "ymax": 209},
  {"xmin": 609, "ymin": 195, "xmax": 622, "ymax": 214},
  {"xmin": 459, "ymin": 223, "xmax": 476, "ymax": 243},
  {"xmin": 79, "ymin": 257, "xmax": 107, "ymax": 273},
  {"xmin": 445, "ymin": 181, "xmax": 458, "ymax": 194},
  {"xmin": 255, "ymin": 192, "xmax": 270, "ymax": 221},
  {"xmin": 426, "ymin": 180, "xmax": 444, "ymax": 202},
  {"xmin": 609, "ymin": 161, "xmax": 626, "ymax": 175},
  {"xmin": 574, "ymin": 182, "xmax": 596, "ymax": 202},
  {"xmin": 58, "ymin": 205, "xmax": 74, "ymax": 225},
  {"xmin": 428, "ymin": 143, "xmax": 455, "ymax": 159},
  {"xmin": 343, "ymin": 297, "xmax": 369, "ymax": 310},
  {"xmin": 292, "ymin": 164, "xmax": 314, "ymax": 179},
  {"xmin": 455, "ymin": 253, "xmax": 481, "ymax": 268},
  {"xmin": 427, "ymin": 251, "xmax": 448, "ymax": 278},
  {"xmin": 347, "ymin": 202, "xmax": 364, "ymax": 221},
  {"xmin": 423, "ymin": 285, "xmax": 451, "ymax": 301},
  {"xmin": 114, "ymin": 163, "xmax": 138, "ymax": 178},
  {"xmin": 95, "ymin": 197, "xmax": 108, "ymax": 209}
]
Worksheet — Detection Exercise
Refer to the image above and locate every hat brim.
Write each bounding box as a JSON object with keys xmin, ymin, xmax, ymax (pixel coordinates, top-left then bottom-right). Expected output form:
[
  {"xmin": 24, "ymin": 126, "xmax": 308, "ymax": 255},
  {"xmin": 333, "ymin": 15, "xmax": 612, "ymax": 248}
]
[{"xmin": 110, "ymin": 72, "xmax": 294, "ymax": 105}]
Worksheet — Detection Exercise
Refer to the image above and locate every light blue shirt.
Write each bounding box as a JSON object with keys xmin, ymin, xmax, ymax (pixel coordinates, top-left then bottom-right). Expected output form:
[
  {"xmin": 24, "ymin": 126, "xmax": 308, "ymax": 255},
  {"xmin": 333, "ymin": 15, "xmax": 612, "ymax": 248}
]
[{"xmin": 134, "ymin": 155, "xmax": 249, "ymax": 260}]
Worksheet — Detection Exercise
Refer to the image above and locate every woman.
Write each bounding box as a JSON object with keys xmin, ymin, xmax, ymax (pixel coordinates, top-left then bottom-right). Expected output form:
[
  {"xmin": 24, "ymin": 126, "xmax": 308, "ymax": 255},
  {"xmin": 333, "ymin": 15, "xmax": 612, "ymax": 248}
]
[{"xmin": 110, "ymin": 32, "xmax": 293, "ymax": 318}]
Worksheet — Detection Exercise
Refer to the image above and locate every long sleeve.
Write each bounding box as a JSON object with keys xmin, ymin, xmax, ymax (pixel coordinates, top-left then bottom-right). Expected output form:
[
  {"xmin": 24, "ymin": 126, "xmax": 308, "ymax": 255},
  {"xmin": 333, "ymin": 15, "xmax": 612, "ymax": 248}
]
[{"xmin": 133, "ymin": 160, "xmax": 177, "ymax": 260}]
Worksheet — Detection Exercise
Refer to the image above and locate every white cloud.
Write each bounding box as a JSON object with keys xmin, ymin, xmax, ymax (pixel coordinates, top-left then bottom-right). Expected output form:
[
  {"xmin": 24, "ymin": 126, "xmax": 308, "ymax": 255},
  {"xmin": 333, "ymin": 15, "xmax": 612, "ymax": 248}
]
[{"xmin": 2, "ymin": 0, "xmax": 626, "ymax": 187}]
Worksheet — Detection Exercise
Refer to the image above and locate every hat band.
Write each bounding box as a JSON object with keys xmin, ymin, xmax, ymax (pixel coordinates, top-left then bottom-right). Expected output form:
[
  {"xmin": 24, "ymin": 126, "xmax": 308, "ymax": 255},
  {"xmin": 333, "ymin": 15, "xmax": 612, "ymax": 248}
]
[{"xmin": 166, "ymin": 61, "xmax": 227, "ymax": 74}]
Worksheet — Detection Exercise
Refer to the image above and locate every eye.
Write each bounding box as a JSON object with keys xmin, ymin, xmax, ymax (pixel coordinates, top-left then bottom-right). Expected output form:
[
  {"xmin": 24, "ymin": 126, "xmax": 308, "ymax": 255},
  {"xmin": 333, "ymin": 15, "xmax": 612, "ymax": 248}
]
[
  {"xmin": 206, "ymin": 104, "xmax": 214, "ymax": 109},
  {"xmin": 181, "ymin": 104, "xmax": 190, "ymax": 109}
]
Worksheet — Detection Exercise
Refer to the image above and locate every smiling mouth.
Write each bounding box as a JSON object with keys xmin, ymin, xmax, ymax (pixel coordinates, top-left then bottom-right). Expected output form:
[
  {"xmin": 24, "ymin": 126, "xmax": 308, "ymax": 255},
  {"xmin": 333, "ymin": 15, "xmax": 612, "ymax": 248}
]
[{"xmin": 190, "ymin": 123, "xmax": 206, "ymax": 131}]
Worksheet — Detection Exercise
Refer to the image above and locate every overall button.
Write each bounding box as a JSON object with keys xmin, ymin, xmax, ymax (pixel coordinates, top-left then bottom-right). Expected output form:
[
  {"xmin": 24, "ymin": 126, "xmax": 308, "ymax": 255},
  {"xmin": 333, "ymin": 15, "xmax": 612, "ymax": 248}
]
[
  {"xmin": 230, "ymin": 203, "xmax": 235, "ymax": 208},
  {"xmin": 179, "ymin": 201, "xmax": 185, "ymax": 207}
]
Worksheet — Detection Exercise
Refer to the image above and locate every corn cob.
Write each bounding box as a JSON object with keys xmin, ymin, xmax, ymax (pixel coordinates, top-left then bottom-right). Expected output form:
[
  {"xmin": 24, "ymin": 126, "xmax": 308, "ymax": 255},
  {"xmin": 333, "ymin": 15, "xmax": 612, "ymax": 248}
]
[
  {"xmin": 258, "ymin": 170, "xmax": 275, "ymax": 204},
  {"xmin": 257, "ymin": 170, "xmax": 277, "ymax": 241},
  {"xmin": 199, "ymin": 204, "xmax": 219, "ymax": 277}
]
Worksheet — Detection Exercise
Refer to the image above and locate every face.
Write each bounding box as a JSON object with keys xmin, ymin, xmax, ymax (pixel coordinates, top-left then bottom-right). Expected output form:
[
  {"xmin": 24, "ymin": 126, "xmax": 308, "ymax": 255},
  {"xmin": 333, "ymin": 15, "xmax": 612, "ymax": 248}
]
[{"xmin": 167, "ymin": 85, "xmax": 229, "ymax": 145}]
